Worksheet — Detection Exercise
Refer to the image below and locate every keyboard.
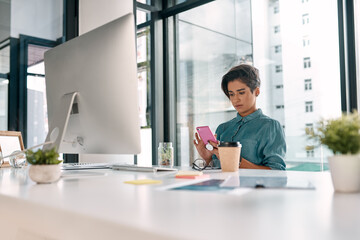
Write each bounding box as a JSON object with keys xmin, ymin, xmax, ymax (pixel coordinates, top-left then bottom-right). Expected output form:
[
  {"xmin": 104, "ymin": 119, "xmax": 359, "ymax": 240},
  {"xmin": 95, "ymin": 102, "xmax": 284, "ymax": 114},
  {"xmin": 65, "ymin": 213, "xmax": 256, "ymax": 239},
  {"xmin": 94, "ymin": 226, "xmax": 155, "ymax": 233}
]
[
  {"xmin": 111, "ymin": 164, "xmax": 178, "ymax": 172},
  {"xmin": 62, "ymin": 162, "xmax": 112, "ymax": 170}
]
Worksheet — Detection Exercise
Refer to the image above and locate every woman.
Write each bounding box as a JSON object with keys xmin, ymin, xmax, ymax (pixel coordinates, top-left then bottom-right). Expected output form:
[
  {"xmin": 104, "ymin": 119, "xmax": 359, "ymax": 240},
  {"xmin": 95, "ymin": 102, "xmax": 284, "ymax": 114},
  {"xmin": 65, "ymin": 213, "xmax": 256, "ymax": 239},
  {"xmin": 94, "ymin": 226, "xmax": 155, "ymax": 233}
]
[{"xmin": 194, "ymin": 64, "xmax": 286, "ymax": 170}]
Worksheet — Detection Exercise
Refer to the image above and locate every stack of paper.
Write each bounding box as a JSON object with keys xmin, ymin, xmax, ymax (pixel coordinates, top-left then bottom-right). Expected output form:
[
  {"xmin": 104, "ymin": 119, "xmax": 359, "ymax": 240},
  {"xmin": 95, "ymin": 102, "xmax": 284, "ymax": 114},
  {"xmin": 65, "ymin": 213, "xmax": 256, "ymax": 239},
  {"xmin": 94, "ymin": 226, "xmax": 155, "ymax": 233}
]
[{"xmin": 175, "ymin": 171, "xmax": 210, "ymax": 179}]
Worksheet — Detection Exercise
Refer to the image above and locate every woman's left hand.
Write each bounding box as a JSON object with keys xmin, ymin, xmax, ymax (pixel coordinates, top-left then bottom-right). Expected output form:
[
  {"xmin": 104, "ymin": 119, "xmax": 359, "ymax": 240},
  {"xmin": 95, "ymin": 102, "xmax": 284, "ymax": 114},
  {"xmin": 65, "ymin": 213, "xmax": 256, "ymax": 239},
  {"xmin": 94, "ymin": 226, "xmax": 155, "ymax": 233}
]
[{"xmin": 208, "ymin": 136, "xmax": 220, "ymax": 159}]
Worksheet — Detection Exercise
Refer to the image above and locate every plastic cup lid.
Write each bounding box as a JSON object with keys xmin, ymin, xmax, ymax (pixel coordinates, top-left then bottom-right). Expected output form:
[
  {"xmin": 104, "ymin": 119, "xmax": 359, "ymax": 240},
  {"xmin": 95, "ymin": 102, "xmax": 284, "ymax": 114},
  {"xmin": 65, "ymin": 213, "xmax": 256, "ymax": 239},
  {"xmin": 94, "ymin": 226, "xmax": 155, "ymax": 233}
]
[{"xmin": 218, "ymin": 142, "xmax": 241, "ymax": 147}]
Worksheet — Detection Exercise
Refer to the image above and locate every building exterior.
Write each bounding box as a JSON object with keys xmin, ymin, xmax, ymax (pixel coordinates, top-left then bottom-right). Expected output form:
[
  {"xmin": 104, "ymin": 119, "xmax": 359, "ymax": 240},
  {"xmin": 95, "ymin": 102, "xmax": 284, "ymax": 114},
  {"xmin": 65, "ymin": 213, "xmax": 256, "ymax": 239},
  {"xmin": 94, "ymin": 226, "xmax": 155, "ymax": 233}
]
[{"xmin": 254, "ymin": 0, "xmax": 341, "ymax": 167}]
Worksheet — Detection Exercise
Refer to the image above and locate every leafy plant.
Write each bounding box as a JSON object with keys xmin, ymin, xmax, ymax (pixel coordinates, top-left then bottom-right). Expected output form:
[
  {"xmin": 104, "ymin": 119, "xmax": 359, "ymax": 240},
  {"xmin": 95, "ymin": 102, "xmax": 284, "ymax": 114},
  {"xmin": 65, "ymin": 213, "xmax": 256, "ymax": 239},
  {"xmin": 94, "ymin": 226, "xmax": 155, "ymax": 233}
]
[
  {"xmin": 306, "ymin": 111, "xmax": 360, "ymax": 155},
  {"xmin": 26, "ymin": 148, "xmax": 62, "ymax": 165}
]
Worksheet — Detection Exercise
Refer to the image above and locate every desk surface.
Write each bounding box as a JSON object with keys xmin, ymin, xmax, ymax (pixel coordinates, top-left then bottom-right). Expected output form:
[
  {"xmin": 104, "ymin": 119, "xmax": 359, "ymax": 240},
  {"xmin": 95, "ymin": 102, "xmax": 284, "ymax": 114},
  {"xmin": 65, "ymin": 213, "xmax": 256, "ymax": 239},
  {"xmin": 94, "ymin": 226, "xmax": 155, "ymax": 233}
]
[{"xmin": 0, "ymin": 167, "xmax": 359, "ymax": 240}]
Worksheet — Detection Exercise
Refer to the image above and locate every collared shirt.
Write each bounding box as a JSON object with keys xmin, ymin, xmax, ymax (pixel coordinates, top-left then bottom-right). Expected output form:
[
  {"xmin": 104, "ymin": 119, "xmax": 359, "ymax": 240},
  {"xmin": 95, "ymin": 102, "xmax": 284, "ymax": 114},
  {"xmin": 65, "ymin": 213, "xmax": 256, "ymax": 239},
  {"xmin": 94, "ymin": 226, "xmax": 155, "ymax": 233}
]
[{"xmin": 212, "ymin": 109, "xmax": 286, "ymax": 170}]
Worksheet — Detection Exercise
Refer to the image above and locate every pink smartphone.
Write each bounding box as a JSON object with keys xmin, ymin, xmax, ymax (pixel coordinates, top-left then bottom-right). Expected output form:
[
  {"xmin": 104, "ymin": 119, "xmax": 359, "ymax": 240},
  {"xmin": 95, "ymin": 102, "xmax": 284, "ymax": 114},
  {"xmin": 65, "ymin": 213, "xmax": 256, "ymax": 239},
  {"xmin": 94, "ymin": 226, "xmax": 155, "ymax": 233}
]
[{"xmin": 196, "ymin": 126, "xmax": 217, "ymax": 144}]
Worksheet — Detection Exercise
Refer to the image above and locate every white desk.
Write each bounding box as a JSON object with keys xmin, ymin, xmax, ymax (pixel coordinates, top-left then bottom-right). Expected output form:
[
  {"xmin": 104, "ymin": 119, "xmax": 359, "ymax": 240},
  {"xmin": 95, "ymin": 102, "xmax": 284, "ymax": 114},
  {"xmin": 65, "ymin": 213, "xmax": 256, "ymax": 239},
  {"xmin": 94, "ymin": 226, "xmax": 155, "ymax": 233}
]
[{"xmin": 0, "ymin": 167, "xmax": 359, "ymax": 240}]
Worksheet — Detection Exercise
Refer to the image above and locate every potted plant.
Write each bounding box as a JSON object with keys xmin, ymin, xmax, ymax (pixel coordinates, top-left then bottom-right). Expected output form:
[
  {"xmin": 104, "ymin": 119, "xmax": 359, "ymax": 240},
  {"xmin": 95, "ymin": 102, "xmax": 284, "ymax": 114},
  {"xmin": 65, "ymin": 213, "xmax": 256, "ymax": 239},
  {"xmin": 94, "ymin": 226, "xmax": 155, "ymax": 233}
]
[
  {"xmin": 306, "ymin": 111, "xmax": 360, "ymax": 192},
  {"xmin": 26, "ymin": 148, "xmax": 62, "ymax": 184}
]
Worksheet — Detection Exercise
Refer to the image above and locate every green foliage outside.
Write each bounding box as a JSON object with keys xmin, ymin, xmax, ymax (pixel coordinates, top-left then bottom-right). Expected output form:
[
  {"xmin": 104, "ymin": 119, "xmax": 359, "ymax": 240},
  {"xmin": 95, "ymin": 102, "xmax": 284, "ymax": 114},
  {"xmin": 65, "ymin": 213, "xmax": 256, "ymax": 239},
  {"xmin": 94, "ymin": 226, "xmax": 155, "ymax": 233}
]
[
  {"xmin": 26, "ymin": 148, "xmax": 62, "ymax": 165},
  {"xmin": 306, "ymin": 111, "xmax": 360, "ymax": 155}
]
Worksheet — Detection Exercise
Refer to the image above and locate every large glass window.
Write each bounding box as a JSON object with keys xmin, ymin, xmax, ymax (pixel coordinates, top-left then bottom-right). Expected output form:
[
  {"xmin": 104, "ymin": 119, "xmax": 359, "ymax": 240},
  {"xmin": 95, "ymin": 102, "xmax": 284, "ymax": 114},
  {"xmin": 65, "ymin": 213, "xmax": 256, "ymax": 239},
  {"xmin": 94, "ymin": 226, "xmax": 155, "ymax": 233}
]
[
  {"xmin": 176, "ymin": 0, "xmax": 252, "ymax": 166},
  {"xmin": 136, "ymin": 26, "xmax": 152, "ymax": 166},
  {"xmin": 0, "ymin": 40, "xmax": 9, "ymax": 130},
  {"xmin": 175, "ymin": 0, "xmax": 341, "ymax": 171},
  {"xmin": 0, "ymin": 77, "xmax": 8, "ymax": 131},
  {"xmin": 253, "ymin": 0, "xmax": 341, "ymax": 171},
  {"xmin": 26, "ymin": 44, "xmax": 51, "ymax": 148},
  {"xmin": 356, "ymin": 0, "xmax": 360, "ymax": 110}
]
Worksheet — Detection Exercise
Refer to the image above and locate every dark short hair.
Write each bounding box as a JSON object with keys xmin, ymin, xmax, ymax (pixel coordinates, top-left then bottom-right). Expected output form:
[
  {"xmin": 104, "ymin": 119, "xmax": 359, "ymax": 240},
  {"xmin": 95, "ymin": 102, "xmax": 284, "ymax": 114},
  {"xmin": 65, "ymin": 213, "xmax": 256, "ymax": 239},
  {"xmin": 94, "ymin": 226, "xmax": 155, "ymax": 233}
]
[{"xmin": 221, "ymin": 64, "xmax": 261, "ymax": 98}]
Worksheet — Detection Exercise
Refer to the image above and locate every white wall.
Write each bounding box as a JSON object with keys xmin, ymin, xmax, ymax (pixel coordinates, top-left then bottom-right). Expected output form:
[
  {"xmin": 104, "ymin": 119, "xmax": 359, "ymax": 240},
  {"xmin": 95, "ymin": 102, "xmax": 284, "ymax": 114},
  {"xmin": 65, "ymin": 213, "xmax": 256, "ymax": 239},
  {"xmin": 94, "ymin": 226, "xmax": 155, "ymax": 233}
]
[
  {"xmin": 79, "ymin": 0, "xmax": 133, "ymax": 35},
  {"xmin": 10, "ymin": 0, "xmax": 62, "ymax": 40},
  {"xmin": 78, "ymin": 0, "xmax": 135, "ymax": 164}
]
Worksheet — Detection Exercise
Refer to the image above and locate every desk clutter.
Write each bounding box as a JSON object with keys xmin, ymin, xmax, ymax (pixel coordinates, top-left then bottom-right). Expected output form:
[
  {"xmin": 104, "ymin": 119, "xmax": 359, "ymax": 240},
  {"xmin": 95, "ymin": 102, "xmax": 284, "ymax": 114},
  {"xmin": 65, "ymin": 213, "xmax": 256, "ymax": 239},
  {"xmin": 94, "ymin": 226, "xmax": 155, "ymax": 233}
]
[
  {"xmin": 175, "ymin": 170, "xmax": 210, "ymax": 179},
  {"xmin": 168, "ymin": 176, "xmax": 315, "ymax": 191},
  {"xmin": 123, "ymin": 171, "xmax": 209, "ymax": 185}
]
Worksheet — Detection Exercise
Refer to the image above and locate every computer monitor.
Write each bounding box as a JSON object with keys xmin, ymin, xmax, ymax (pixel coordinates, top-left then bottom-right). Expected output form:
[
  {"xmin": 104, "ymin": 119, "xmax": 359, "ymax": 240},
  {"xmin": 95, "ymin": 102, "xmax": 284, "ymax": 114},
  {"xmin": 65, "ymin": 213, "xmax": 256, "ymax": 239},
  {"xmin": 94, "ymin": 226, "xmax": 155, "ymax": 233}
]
[{"xmin": 43, "ymin": 13, "xmax": 141, "ymax": 155}]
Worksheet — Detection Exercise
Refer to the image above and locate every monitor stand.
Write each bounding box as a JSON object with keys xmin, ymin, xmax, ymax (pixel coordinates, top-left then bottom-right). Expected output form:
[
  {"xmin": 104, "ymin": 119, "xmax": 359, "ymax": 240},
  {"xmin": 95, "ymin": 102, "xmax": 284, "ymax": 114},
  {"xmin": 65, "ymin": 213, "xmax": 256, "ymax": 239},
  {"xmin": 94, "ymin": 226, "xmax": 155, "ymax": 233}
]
[{"xmin": 44, "ymin": 92, "xmax": 79, "ymax": 152}]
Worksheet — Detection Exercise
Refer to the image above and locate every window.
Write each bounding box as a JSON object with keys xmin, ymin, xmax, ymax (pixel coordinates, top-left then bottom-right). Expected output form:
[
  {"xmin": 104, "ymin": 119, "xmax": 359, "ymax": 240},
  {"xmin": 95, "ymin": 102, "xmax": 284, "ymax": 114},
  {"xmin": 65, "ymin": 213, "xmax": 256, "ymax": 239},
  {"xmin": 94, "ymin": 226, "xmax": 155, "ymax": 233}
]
[
  {"xmin": 136, "ymin": 6, "xmax": 151, "ymax": 26},
  {"xmin": 172, "ymin": 0, "xmax": 341, "ymax": 171},
  {"xmin": 302, "ymin": 14, "xmax": 310, "ymax": 25},
  {"xmin": 304, "ymin": 79, "xmax": 312, "ymax": 90},
  {"xmin": 27, "ymin": 44, "xmax": 53, "ymax": 148},
  {"xmin": 274, "ymin": 25, "xmax": 280, "ymax": 33},
  {"xmin": 305, "ymin": 101, "xmax": 313, "ymax": 112},
  {"xmin": 275, "ymin": 45, "xmax": 282, "ymax": 53},
  {"xmin": 306, "ymin": 149, "xmax": 314, "ymax": 157},
  {"xmin": 135, "ymin": 13, "xmax": 152, "ymax": 165},
  {"xmin": 274, "ymin": 6, "xmax": 279, "ymax": 14},
  {"xmin": 303, "ymin": 57, "xmax": 311, "ymax": 68},
  {"xmin": 355, "ymin": 0, "xmax": 360, "ymax": 112},
  {"xmin": 305, "ymin": 123, "xmax": 314, "ymax": 133},
  {"xmin": 136, "ymin": 28, "xmax": 150, "ymax": 129},
  {"xmin": 303, "ymin": 36, "xmax": 310, "ymax": 47},
  {"xmin": 175, "ymin": 0, "xmax": 252, "ymax": 166},
  {"xmin": 0, "ymin": 40, "xmax": 9, "ymax": 130}
]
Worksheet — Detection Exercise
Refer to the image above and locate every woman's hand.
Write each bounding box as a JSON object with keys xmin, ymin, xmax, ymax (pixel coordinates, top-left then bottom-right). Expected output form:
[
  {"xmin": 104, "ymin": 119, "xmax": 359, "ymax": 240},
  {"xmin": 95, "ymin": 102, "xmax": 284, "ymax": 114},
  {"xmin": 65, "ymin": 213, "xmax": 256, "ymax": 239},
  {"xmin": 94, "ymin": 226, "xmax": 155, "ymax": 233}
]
[
  {"xmin": 208, "ymin": 139, "xmax": 220, "ymax": 159},
  {"xmin": 193, "ymin": 133, "xmax": 219, "ymax": 165}
]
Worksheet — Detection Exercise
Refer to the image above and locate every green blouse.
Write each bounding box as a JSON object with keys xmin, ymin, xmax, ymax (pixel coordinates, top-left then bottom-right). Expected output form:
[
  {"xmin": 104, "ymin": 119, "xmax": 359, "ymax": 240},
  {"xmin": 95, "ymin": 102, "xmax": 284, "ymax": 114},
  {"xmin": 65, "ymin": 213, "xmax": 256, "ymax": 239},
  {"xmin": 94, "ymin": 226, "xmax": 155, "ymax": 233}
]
[{"xmin": 213, "ymin": 109, "xmax": 286, "ymax": 170}]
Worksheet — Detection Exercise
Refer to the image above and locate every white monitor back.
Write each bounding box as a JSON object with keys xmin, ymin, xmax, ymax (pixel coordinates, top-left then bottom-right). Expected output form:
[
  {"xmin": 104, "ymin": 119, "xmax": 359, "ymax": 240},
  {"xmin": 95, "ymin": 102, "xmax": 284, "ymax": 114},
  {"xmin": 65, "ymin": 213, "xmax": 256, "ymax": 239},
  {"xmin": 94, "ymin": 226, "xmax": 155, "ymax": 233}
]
[{"xmin": 44, "ymin": 13, "xmax": 141, "ymax": 155}]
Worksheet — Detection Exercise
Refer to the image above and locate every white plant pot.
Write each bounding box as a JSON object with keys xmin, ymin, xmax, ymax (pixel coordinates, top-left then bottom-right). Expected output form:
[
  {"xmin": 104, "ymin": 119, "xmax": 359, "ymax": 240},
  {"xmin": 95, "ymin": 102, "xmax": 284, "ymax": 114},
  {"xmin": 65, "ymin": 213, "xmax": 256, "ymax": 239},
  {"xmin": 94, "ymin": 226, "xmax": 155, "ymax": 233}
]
[
  {"xmin": 28, "ymin": 164, "xmax": 61, "ymax": 184},
  {"xmin": 328, "ymin": 155, "xmax": 360, "ymax": 193}
]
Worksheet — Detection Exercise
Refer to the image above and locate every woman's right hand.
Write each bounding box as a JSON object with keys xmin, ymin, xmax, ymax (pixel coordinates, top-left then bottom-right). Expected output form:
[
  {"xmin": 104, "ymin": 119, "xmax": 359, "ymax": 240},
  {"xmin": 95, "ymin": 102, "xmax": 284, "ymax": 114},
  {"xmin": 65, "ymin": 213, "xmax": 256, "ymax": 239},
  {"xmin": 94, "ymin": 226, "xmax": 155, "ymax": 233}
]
[{"xmin": 193, "ymin": 132, "xmax": 214, "ymax": 163}]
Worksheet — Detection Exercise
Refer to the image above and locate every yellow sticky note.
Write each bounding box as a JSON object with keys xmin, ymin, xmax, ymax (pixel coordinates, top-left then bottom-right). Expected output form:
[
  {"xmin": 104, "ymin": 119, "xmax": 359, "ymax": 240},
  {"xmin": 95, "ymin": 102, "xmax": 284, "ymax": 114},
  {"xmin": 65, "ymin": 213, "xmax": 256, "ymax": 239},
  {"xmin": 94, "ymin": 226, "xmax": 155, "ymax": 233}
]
[{"xmin": 124, "ymin": 179, "xmax": 163, "ymax": 185}]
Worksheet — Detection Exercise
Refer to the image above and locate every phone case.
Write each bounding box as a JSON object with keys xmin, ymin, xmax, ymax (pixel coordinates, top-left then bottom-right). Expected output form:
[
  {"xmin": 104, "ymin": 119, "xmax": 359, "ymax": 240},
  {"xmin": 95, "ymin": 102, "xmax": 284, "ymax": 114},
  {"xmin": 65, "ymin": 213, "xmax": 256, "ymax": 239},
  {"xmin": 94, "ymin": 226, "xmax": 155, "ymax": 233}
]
[{"xmin": 196, "ymin": 126, "xmax": 217, "ymax": 144}]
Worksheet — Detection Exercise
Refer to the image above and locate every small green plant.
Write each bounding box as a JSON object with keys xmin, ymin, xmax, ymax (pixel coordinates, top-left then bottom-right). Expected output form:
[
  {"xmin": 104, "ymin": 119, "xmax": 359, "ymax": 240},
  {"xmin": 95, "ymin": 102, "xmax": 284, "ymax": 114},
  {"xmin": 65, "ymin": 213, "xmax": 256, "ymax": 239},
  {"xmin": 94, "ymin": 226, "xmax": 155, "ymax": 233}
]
[
  {"xmin": 306, "ymin": 111, "xmax": 360, "ymax": 155},
  {"xmin": 26, "ymin": 147, "xmax": 62, "ymax": 165}
]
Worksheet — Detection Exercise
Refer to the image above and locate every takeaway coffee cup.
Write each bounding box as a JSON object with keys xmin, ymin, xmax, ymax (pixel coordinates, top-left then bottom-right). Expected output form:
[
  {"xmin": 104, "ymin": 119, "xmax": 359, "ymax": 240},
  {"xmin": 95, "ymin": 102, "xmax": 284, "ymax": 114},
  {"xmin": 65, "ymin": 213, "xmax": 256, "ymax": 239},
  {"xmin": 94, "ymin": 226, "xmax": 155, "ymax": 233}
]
[{"xmin": 218, "ymin": 142, "xmax": 242, "ymax": 172}]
